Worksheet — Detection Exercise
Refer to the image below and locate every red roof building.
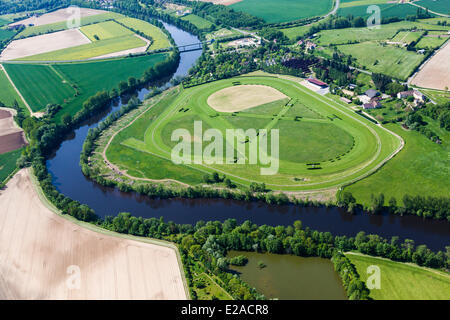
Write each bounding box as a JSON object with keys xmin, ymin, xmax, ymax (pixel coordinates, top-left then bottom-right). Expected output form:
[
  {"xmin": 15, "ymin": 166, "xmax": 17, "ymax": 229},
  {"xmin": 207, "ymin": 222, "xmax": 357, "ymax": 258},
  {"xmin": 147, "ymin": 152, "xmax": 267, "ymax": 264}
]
[{"xmin": 307, "ymin": 78, "xmax": 328, "ymax": 88}]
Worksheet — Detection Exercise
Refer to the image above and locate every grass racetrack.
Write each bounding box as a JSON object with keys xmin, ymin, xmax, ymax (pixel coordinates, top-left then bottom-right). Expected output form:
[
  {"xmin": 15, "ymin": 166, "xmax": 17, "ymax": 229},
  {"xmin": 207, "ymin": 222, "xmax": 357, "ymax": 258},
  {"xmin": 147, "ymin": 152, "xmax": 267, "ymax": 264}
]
[
  {"xmin": 103, "ymin": 76, "xmax": 402, "ymax": 191},
  {"xmin": 230, "ymin": 0, "xmax": 333, "ymax": 24},
  {"xmin": 346, "ymin": 252, "xmax": 450, "ymax": 300}
]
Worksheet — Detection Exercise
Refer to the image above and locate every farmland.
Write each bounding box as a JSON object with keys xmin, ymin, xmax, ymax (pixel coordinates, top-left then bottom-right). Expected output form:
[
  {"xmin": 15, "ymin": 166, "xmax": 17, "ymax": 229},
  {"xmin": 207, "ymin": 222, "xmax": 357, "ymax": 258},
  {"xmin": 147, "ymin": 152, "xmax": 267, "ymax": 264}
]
[
  {"xmin": 0, "ymin": 66, "xmax": 27, "ymax": 113},
  {"xmin": 337, "ymin": 3, "xmax": 432, "ymax": 19},
  {"xmin": 345, "ymin": 122, "xmax": 450, "ymax": 206},
  {"xmin": 0, "ymin": 147, "xmax": 23, "ymax": 185},
  {"xmin": 230, "ymin": 0, "xmax": 333, "ymax": 23},
  {"xmin": 17, "ymin": 34, "xmax": 146, "ymax": 61},
  {"xmin": 415, "ymin": 34, "xmax": 449, "ymax": 49},
  {"xmin": 117, "ymin": 17, "xmax": 171, "ymax": 50},
  {"xmin": 346, "ymin": 253, "xmax": 450, "ymax": 300},
  {"xmin": 412, "ymin": 41, "xmax": 450, "ymax": 90},
  {"xmin": 3, "ymin": 64, "xmax": 75, "ymax": 112},
  {"xmin": 338, "ymin": 42, "xmax": 425, "ymax": 80},
  {"xmin": 14, "ymin": 12, "xmax": 125, "ymax": 39},
  {"xmin": 98, "ymin": 76, "xmax": 401, "ymax": 191},
  {"xmin": 80, "ymin": 20, "xmax": 133, "ymax": 41},
  {"xmin": 415, "ymin": 0, "xmax": 450, "ymax": 15},
  {"xmin": 181, "ymin": 14, "xmax": 214, "ymax": 30}
]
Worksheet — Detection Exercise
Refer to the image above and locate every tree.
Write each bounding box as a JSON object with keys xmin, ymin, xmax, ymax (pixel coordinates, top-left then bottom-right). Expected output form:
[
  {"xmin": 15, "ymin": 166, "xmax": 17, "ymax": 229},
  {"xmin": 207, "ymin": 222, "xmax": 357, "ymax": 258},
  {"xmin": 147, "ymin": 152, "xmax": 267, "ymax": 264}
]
[{"xmin": 61, "ymin": 113, "xmax": 72, "ymax": 126}]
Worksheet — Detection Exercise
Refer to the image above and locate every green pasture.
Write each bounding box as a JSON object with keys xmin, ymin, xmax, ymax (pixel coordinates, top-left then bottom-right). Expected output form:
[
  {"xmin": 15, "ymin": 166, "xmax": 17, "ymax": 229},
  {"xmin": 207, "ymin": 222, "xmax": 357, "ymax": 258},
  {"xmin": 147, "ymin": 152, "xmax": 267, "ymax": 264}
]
[
  {"xmin": 104, "ymin": 76, "xmax": 401, "ymax": 191},
  {"xmin": 230, "ymin": 0, "xmax": 333, "ymax": 24},
  {"xmin": 415, "ymin": 35, "xmax": 448, "ymax": 49},
  {"xmin": 3, "ymin": 63, "xmax": 75, "ymax": 112},
  {"xmin": 345, "ymin": 122, "xmax": 450, "ymax": 205},
  {"xmin": 415, "ymin": 0, "xmax": 450, "ymax": 15},
  {"xmin": 346, "ymin": 253, "xmax": 450, "ymax": 300},
  {"xmin": 0, "ymin": 27, "xmax": 15, "ymax": 41},
  {"xmin": 337, "ymin": 3, "xmax": 433, "ymax": 19},
  {"xmin": 390, "ymin": 30, "xmax": 424, "ymax": 44}
]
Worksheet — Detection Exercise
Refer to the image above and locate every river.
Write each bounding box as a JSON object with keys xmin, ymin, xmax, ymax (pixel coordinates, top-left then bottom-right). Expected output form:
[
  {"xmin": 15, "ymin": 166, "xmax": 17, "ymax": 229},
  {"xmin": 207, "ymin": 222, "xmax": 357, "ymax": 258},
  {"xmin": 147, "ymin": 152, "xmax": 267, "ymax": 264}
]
[{"xmin": 47, "ymin": 21, "xmax": 449, "ymax": 251}]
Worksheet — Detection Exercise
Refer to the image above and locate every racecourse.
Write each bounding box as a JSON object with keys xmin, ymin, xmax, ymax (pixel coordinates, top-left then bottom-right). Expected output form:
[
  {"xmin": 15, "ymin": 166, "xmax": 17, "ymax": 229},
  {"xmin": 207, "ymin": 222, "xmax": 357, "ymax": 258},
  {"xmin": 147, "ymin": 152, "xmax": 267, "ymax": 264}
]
[
  {"xmin": 0, "ymin": 169, "xmax": 188, "ymax": 300},
  {"xmin": 101, "ymin": 76, "xmax": 402, "ymax": 191}
]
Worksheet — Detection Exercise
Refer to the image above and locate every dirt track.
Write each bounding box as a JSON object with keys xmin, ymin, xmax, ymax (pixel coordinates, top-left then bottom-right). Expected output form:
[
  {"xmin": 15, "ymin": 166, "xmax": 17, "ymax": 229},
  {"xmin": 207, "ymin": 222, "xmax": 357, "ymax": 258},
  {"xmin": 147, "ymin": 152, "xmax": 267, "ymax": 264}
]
[{"xmin": 0, "ymin": 169, "xmax": 188, "ymax": 300}]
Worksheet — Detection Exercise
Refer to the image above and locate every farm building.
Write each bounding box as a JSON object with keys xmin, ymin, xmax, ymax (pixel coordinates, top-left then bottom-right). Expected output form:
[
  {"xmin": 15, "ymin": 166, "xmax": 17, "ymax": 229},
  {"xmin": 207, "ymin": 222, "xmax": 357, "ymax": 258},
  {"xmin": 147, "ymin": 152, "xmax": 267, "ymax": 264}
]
[
  {"xmin": 364, "ymin": 89, "xmax": 380, "ymax": 99},
  {"xmin": 340, "ymin": 97, "xmax": 352, "ymax": 104}
]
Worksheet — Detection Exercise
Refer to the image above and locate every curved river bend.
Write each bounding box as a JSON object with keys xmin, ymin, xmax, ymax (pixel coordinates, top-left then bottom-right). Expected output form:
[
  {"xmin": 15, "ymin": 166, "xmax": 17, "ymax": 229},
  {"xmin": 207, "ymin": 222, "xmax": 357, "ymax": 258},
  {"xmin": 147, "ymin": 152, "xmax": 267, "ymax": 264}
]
[{"xmin": 47, "ymin": 22, "xmax": 449, "ymax": 251}]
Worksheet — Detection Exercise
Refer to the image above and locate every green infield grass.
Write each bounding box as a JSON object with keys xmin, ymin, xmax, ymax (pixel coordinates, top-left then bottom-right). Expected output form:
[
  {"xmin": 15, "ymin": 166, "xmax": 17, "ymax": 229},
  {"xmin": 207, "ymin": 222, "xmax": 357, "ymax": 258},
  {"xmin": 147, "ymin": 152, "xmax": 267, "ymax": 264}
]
[
  {"xmin": 345, "ymin": 121, "xmax": 450, "ymax": 205},
  {"xmin": 117, "ymin": 17, "xmax": 171, "ymax": 50},
  {"xmin": 180, "ymin": 14, "xmax": 213, "ymax": 30},
  {"xmin": 346, "ymin": 252, "xmax": 450, "ymax": 300},
  {"xmin": 17, "ymin": 34, "xmax": 146, "ymax": 61},
  {"xmin": 102, "ymin": 76, "xmax": 401, "ymax": 191},
  {"xmin": 230, "ymin": 0, "xmax": 333, "ymax": 24},
  {"xmin": 79, "ymin": 20, "xmax": 133, "ymax": 41},
  {"xmin": 337, "ymin": 42, "xmax": 425, "ymax": 80},
  {"xmin": 0, "ymin": 65, "xmax": 28, "ymax": 114},
  {"xmin": 3, "ymin": 63, "xmax": 75, "ymax": 112}
]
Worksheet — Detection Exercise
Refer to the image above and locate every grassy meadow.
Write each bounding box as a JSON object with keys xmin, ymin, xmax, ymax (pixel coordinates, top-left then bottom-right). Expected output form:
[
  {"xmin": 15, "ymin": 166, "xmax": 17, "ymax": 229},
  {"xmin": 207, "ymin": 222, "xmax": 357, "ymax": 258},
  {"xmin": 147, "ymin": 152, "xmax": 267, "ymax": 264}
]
[
  {"xmin": 0, "ymin": 66, "xmax": 28, "ymax": 114},
  {"xmin": 346, "ymin": 253, "xmax": 450, "ymax": 300},
  {"xmin": 80, "ymin": 20, "xmax": 133, "ymax": 41},
  {"xmin": 117, "ymin": 17, "xmax": 171, "ymax": 50},
  {"xmin": 0, "ymin": 147, "xmax": 23, "ymax": 185},
  {"xmin": 345, "ymin": 122, "xmax": 450, "ymax": 205},
  {"xmin": 180, "ymin": 14, "xmax": 213, "ymax": 30}
]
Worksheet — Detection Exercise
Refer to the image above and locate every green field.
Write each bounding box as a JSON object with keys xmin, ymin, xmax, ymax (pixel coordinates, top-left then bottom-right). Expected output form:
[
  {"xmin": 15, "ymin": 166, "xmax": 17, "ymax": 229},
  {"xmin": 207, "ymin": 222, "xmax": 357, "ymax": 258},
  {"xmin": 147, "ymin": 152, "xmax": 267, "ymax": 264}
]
[
  {"xmin": 337, "ymin": 3, "xmax": 433, "ymax": 19},
  {"xmin": 230, "ymin": 0, "xmax": 333, "ymax": 24},
  {"xmin": 416, "ymin": 0, "xmax": 450, "ymax": 15},
  {"xmin": 0, "ymin": 17, "xmax": 9, "ymax": 27},
  {"xmin": 3, "ymin": 53, "xmax": 168, "ymax": 118},
  {"xmin": 51, "ymin": 53, "xmax": 168, "ymax": 120},
  {"xmin": 345, "ymin": 122, "xmax": 450, "ymax": 205},
  {"xmin": 3, "ymin": 63, "xmax": 75, "ymax": 112},
  {"xmin": 415, "ymin": 35, "xmax": 449, "ymax": 49},
  {"xmin": 180, "ymin": 14, "xmax": 214, "ymax": 30},
  {"xmin": 102, "ymin": 76, "xmax": 401, "ymax": 191},
  {"xmin": 346, "ymin": 253, "xmax": 450, "ymax": 300},
  {"xmin": 0, "ymin": 66, "xmax": 28, "ymax": 114},
  {"xmin": 338, "ymin": 42, "xmax": 425, "ymax": 80},
  {"xmin": 17, "ymin": 34, "xmax": 146, "ymax": 61},
  {"xmin": 280, "ymin": 24, "xmax": 313, "ymax": 41},
  {"xmin": 0, "ymin": 148, "xmax": 23, "ymax": 185},
  {"xmin": 0, "ymin": 27, "xmax": 15, "ymax": 41},
  {"xmin": 390, "ymin": 30, "xmax": 424, "ymax": 44},
  {"xmin": 80, "ymin": 20, "xmax": 133, "ymax": 41},
  {"xmin": 15, "ymin": 12, "xmax": 125, "ymax": 39},
  {"xmin": 117, "ymin": 17, "xmax": 171, "ymax": 50}
]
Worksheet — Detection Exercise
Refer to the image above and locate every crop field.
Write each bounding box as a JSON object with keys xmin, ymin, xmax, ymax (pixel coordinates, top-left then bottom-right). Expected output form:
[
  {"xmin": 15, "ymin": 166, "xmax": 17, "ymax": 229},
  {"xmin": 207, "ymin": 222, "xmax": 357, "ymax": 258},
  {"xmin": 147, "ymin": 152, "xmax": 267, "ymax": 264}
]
[
  {"xmin": 415, "ymin": 0, "xmax": 450, "ymax": 15},
  {"xmin": 230, "ymin": 0, "xmax": 333, "ymax": 24},
  {"xmin": 102, "ymin": 76, "xmax": 401, "ymax": 191},
  {"xmin": 117, "ymin": 17, "xmax": 171, "ymax": 50},
  {"xmin": 51, "ymin": 53, "xmax": 168, "ymax": 120},
  {"xmin": 412, "ymin": 41, "xmax": 450, "ymax": 90},
  {"xmin": 0, "ymin": 28, "xmax": 14, "ymax": 41},
  {"xmin": 180, "ymin": 14, "xmax": 214, "ymax": 30},
  {"xmin": 338, "ymin": 42, "xmax": 425, "ymax": 80},
  {"xmin": 80, "ymin": 20, "xmax": 133, "ymax": 41},
  {"xmin": 345, "ymin": 122, "xmax": 450, "ymax": 205},
  {"xmin": 15, "ymin": 12, "xmax": 125, "ymax": 39},
  {"xmin": 0, "ymin": 17, "xmax": 9, "ymax": 27},
  {"xmin": 18, "ymin": 34, "xmax": 146, "ymax": 61},
  {"xmin": 0, "ymin": 147, "xmax": 23, "ymax": 184},
  {"xmin": 3, "ymin": 63, "xmax": 75, "ymax": 112},
  {"xmin": 337, "ymin": 3, "xmax": 432, "ymax": 19},
  {"xmin": 0, "ymin": 66, "xmax": 27, "ymax": 113},
  {"xmin": 346, "ymin": 253, "xmax": 450, "ymax": 300}
]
